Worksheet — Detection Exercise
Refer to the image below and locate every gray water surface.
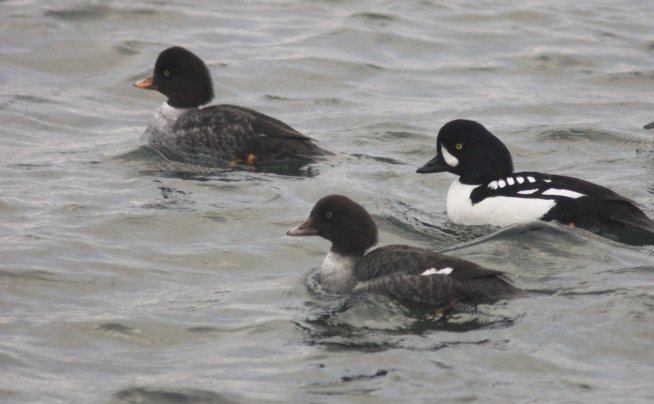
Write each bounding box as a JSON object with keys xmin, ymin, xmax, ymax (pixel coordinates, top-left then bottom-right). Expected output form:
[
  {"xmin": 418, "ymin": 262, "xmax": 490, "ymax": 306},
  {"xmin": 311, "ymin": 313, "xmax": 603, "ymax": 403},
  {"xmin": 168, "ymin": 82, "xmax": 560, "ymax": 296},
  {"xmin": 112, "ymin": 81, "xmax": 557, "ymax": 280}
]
[{"xmin": 1, "ymin": 1, "xmax": 653, "ymax": 403}]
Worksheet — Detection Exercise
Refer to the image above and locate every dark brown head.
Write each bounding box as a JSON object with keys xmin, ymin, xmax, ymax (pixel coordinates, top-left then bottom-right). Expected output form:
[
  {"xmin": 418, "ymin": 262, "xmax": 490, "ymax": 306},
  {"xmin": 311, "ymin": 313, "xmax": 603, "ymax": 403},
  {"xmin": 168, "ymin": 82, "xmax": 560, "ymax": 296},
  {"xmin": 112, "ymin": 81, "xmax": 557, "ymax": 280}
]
[
  {"xmin": 287, "ymin": 194, "xmax": 378, "ymax": 257},
  {"xmin": 134, "ymin": 46, "xmax": 214, "ymax": 108}
]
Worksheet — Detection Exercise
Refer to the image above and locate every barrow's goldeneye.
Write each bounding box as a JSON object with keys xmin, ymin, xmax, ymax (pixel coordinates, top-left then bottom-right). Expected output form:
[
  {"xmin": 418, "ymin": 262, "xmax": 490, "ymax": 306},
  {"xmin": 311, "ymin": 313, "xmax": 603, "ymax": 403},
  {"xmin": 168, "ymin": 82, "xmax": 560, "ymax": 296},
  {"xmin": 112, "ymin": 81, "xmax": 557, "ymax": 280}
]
[
  {"xmin": 417, "ymin": 119, "xmax": 654, "ymax": 245},
  {"xmin": 287, "ymin": 194, "xmax": 519, "ymax": 307},
  {"xmin": 133, "ymin": 46, "xmax": 330, "ymax": 166}
]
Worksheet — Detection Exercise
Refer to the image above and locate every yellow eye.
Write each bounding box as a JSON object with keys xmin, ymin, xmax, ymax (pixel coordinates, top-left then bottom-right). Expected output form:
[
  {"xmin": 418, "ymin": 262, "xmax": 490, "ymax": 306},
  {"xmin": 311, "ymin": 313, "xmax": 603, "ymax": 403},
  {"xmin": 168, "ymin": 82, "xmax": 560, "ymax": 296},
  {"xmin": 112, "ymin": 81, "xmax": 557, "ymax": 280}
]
[{"xmin": 455, "ymin": 143, "xmax": 463, "ymax": 150}]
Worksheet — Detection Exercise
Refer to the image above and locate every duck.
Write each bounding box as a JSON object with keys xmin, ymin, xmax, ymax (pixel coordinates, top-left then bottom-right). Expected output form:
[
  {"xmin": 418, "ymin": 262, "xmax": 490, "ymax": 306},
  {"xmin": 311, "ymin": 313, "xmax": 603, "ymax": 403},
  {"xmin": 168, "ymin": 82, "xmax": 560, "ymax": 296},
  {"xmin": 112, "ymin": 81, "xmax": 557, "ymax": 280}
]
[
  {"xmin": 133, "ymin": 46, "xmax": 330, "ymax": 166},
  {"xmin": 417, "ymin": 119, "xmax": 654, "ymax": 245},
  {"xmin": 287, "ymin": 194, "xmax": 519, "ymax": 308}
]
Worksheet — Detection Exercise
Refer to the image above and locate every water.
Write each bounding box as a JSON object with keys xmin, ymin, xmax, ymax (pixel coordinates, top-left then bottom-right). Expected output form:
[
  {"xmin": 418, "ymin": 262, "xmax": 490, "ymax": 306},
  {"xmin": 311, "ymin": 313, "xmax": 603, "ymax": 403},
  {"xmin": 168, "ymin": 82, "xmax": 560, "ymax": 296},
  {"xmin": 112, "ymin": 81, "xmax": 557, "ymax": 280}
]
[{"xmin": 1, "ymin": 0, "xmax": 653, "ymax": 402}]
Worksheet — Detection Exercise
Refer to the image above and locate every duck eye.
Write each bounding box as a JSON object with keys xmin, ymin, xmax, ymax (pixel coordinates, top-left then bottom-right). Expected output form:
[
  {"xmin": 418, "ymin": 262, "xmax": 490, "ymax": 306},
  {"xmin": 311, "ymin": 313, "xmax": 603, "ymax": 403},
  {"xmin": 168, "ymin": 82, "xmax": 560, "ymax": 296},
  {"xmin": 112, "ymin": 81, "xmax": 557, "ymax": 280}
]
[
  {"xmin": 455, "ymin": 143, "xmax": 463, "ymax": 150},
  {"xmin": 324, "ymin": 211, "xmax": 333, "ymax": 219},
  {"xmin": 163, "ymin": 70, "xmax": 171, "ymax": 77}
]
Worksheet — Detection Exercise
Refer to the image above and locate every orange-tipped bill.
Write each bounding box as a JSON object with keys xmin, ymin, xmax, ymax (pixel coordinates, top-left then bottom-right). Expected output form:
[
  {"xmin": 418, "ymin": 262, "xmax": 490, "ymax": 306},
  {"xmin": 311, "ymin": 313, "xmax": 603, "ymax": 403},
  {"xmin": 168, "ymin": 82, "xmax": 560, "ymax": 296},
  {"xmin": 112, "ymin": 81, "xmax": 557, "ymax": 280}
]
[
  {"xmin": 133, "ymin": 75, "xmax": 156, "ymax": 90},
  {"xmin": 287, "ymin": 218, "xmax": 318, "ymax": 237}
]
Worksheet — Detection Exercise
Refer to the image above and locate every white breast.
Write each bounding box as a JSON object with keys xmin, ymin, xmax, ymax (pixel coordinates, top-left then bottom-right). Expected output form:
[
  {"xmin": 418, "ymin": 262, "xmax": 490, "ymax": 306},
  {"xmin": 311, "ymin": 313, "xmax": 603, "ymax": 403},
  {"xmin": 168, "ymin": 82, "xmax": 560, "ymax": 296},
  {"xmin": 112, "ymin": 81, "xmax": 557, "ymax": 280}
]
[
  {"xmin": 145, "ymin": 102, "xmax": 191, "ymax": 141},
  {"xmin": 446, "ymin": 179, "xmax": 556, "ymax": 226},
  {"xmin": 319, "ymin": 252, "xmax": 359, "ymax": 293}
]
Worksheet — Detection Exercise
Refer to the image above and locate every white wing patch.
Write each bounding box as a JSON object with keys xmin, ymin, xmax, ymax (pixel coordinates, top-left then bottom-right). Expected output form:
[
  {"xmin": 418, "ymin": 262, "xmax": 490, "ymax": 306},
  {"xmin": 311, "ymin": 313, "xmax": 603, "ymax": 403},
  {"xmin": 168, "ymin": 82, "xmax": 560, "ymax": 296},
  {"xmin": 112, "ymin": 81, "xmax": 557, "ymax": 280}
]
[
  {"xmin": 527, "ymin": 176, "xmax": 536, "ymax": 183},
  {"xmin": 421, "ymin": 267, "xmax": 454, "ymax": 276},
  {"xmin": 488, "ymin": 181, "xmax": 499, "ymax": 190},
  {"xmin": 516, "ymin": 176, "xmax": 525, "ymax": 184},
  {"xmin": 518, "ymin": 189, "xmax": 539, "ymax": 195},
  {"xmin": 542, "ymin": 188, "xmax": 586, "ymax": 199},
  {"xmin": 507, "ymin": 177, "xmax": 515, "ymax": 186}
]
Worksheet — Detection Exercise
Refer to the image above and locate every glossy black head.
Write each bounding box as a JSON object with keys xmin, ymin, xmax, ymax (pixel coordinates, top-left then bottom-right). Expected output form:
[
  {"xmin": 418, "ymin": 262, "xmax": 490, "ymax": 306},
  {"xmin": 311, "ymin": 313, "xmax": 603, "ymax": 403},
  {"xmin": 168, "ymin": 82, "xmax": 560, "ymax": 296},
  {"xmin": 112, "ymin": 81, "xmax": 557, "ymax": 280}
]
[
  {"xmin": 134, "ymin": 46, "xmax": 214, "ymax": 108},
  {"xmin": 287, "ymin": 194, "xmax": 378, "ymax": 257},
  {"xmin": 417, "ymin": 119, "xmax": 514, "ymax": 184}
]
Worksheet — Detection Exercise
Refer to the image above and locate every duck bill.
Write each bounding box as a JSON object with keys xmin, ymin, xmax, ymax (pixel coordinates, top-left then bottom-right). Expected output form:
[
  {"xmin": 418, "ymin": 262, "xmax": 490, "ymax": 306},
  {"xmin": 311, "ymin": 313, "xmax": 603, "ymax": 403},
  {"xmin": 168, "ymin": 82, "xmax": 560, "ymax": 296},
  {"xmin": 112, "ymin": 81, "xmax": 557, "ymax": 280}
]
[
  {"xmin": 133, "ymin": 75, "xmax": 157, "ymax": 90},
  {"xmin": 417, "ymin": 154, "xmax": 449, "ymax": 173},
  {"xmin": 287, "ymin": 218, "xmax": 319, "ymax": 237}
]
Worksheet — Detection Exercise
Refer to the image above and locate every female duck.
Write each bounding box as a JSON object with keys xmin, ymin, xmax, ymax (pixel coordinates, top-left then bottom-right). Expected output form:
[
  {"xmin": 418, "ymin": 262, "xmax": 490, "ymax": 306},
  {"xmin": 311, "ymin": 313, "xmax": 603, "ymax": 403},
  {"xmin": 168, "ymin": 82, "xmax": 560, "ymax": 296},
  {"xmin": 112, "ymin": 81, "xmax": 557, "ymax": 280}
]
[
  {"xmin": 287, "ymin": 194, "xmax": 519, "ymax": 307},
  {"xmin": 134, "ymin": 46, "xmax": 329, "ymax": 166}
]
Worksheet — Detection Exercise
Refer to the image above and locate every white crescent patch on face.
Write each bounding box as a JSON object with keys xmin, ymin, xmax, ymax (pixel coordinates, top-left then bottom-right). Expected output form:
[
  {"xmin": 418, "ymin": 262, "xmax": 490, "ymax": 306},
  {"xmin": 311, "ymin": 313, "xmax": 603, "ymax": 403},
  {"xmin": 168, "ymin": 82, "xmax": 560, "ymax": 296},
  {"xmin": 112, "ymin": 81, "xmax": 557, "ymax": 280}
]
[{"xmin": 441, "ymin": 146, "xmax": 459, "ymax": 167}]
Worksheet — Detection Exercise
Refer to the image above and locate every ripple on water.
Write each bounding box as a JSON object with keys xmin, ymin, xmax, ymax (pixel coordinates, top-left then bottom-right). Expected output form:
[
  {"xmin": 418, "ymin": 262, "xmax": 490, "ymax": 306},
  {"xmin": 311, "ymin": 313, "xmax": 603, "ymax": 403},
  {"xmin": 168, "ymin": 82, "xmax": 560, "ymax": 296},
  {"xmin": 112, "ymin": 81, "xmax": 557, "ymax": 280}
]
[
  {"xmin": 298, "ymin": 269, "xmax": 521, "ymax": 353},
  {"xmin": 44, "ymin": 4, "xmax": 157, "ymax": 21},
  {"xmin": 118, "ymin": 145, "xmax": 322, "ymax": 178},
  {"xmin": 110, "ymin": 387, "xmax": 240, "ymax": 404}
]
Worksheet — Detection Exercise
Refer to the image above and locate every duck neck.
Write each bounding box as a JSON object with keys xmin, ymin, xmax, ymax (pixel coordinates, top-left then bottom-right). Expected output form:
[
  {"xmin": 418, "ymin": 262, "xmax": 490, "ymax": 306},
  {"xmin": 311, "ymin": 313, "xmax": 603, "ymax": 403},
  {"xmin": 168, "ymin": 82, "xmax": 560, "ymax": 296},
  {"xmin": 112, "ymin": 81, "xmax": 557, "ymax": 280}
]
[
  {"xmin": 319, "ymin": 249, "xmax": 361, "ymax": 293},
  {"xmin": 147, "ymin": 102, "xmax": 193, "ymax": 135}
]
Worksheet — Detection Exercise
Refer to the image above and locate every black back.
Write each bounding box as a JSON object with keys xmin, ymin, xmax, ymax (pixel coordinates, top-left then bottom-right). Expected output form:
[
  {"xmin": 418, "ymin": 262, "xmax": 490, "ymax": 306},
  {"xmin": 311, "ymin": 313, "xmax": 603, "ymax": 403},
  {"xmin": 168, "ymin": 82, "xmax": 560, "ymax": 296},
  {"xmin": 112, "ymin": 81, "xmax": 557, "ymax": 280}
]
[
  {"xmin": 355, "ymin": 245, "xmax": 505, "ymax": 282},
  {"xmin": 169, "ymin": 104, "xmax": 326, "ymax": 162},
  {"xmin": 355, "ymin": 245, "xmax": 517, "ymax": 306}
]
